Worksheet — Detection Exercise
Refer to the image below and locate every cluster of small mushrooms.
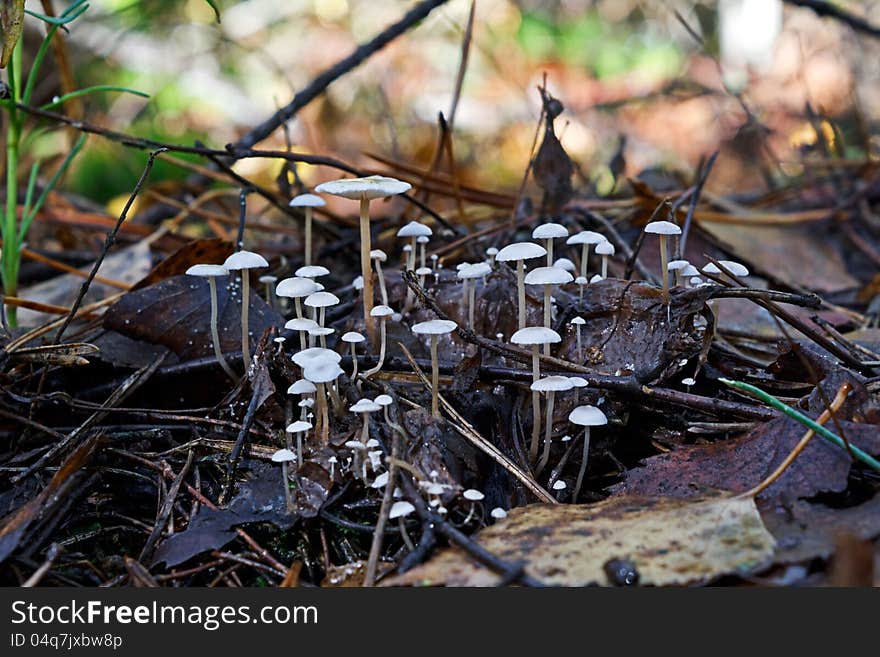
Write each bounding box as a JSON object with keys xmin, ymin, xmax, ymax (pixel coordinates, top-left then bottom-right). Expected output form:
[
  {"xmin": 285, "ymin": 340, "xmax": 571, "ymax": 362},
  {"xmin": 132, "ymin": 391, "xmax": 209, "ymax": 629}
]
[{"xmin": 185, "ymin": 175, "xmax": 748, "ymax": 517}]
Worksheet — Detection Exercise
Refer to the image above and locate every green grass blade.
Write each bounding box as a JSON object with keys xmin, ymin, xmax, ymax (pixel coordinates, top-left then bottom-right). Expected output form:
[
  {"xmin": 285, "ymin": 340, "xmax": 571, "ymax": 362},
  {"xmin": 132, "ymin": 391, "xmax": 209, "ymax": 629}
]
[{"xmin": 40, "ymin": 85, "xmax": 149, "ymax": 111}]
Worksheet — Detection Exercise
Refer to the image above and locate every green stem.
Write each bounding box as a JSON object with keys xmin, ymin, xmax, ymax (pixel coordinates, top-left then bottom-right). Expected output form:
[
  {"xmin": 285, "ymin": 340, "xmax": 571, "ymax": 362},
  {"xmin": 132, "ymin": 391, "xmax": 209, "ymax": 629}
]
[
  {"xmin": 719, "ymin": 378, "xmax": 880, "ymax": 472},
  {"xmin": 3, "ymin": 40, "xmax": 23, "ymax": 326}
]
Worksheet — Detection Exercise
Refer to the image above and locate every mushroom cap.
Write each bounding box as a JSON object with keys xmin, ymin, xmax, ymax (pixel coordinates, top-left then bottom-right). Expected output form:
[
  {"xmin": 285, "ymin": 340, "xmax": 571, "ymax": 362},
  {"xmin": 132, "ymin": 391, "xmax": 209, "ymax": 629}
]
[
  {"xmin": 369, "ymin": 249, "xmax": 387, "ymax": 261},
  {"xmin": 486, "ymin": 247, "xmax": 499, "ymax": 256},
  {"xmin": 532, "ymin": 222, "xmax": 569, "ymax": 240},
  {"xmin": 570, "ymin": 316, "xmax": 586, "ymax": 325},
  {"xmin": 457, "ymin": 262, "xmax": 492, "ymax": 279},
  {"xmin": 352, "ymin": 275, "xmax": 364, "ymax": 291},
  {"xmin": 402, "ymin": 245, "xmax": 413, "ymax": 252},
  {"xmin": 415, "ymin": 266, "xmax": 433, "ymax": 276},
  {"xmin": 292, "ymin": 347, "xmax": 342, "ymax": 367},
  {"xmin": 702, "ymin": 263, "xmax": 721, "ymax": 275},
  {"xmin": 552, "ymin": 480, "xmax": 567, "ymax": 490},
  {"xmin": 374, "ymin": 394, "xmax": 393, "ymax": 406},
  {"xmin": 396, "ymin": 220, "xmax": 433, "ymax": 238},
  {"xmin": 389, "ymin": 501, "xmax": 415, "ymax": 519},
  {"xmin": 299, "ymin": 398, "xmax": 315, "ymax": 408},
  {"xmin": 496, "ymin": 241, "xmax": 547, "ymax": 262},
  {"xmin": 524, "ymin": 266, "xmax": 573, "ymax": 286},
  {"xmin": 530, "ymin": 375, "xmax": 575, "ymax": 392},
  {"xmin": 553, "ymin": 257, "xmax": 577, "ymax": 272},
  {"xmin": 295, "ymin": 264, "xmax": 330, "ymax": 278},
  {"xmin": 371, "ymin": 472, "xmax": 389, "ymax": 489},
  {"xmin": 417, "ymin": 235, "xmax": 430, "ymax": 244},
  {"xmin": 718, "ymin": 260, "xmax": 750, "ymax": 277},
  {"xmin": 490, "ymin": 507, "xmax": 508, "ymax": 519},
  {"xmin": 589, "ymin": 274, "xmax": 603, "ymax": 284},
  {"xmin": 510, "ymin": 326, "xmax": 561, "ymax": 345},
  {"xmin": 667, "ymin": 259, "xmax": 690, "ymax": 271},
  {"xmin": 463, "ymin": 489, "xmax": 485, "ymax": 501},
  {"xmin": 276, "ymin": 277, "xmax": 320, "ymax": 298},
  {"xmin": 315, "ymin": 175, "xmax": 411, "ymax": 200},
  {"xmin": 289, "ymin": 193, "xmax": 325, "ymax": 207},
  {"xmin": 344, "ymin": 440, "xmax": 367, "ymax": 450},
  {"xmin": 370, "ymin": 304, "xmax": 394, "ymax": 318},
  {"xmin": 575, "ymin": 276, "xmax": 588, "ymax": 285},
  {"xmin": 342, "ymin": 331, "xmax": 366, "ymax": 343},
  {"xmin": 682, "ymin": 264, "xmax": 700, "ymax": 277},
  {"xmin": 350, "ymin": 399, "xmax": 382, "ymax": 413},
  {"xmin": 271, "ymin": 448, "xmax": 297, "ymax": 463},
  {"xmin": 303, "ymin": 360, "xmax": 344, "ymax": 384},
  {"xmin": 288, "ymin": 379, "xmax": 317, "ymax": 394},
  {"xmin": 569, "ymin": 405, "xmax": 608, "ymax": 426},
  {"xmin": 258, "ymin": 275, "xmax": 278, "ymax": 284},
  {"xmin": 681, "ymin": 377, "xmax": 697, "ymax": 386},
  {"xmin": 186, "ymin": 264, "xmax": 229, "ymax": 277},
  {"xmin": 308, "ymin": 326, "xmax": 335, "ymax": 337},
  {"xmin": 411, "ymin": 319, "xmax": 458, "ymax": 335},
  {"xmin": 284, "ymin": 317, "xmax": 319, "ymax": 332},
  {"xmin": 286, "ymin": 420, "xmax": 312, "ymax": 433},
  {"xmin": 304, "ymin": 291, "xmax": 340, "ymax": 308},
  {"xmin": 568, "ymin": 376, "xmax": 589, "ymax": 388},
  {"xmin": 223, "ymin": 250, "xmax": 268, "ymax": 270},
  {"xmin": 595, "ymin": 241, "xmax": 615, "ymax": 256},
  {"xmin": 566, "ymin": 230, "xmax": 606, "ymax": 245},
  {"xmin": 644, "ymin": 220, "xmax": 681, "ymax": 235}
]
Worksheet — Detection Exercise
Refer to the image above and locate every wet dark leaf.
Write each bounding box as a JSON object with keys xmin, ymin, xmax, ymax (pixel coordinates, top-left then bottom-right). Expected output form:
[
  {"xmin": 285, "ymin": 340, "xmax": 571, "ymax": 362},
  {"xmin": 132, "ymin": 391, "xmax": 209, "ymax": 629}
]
[
  {"xmin": 133, "ymin": 238, "xmax": 234, "ymax": 291},
  {"xmin": 293, "ymin": 462, "xmax": 332, "ymax": 518},
  {"xmin": 532, "ymin": 123, "xmax": 573, "ymax": 211}
]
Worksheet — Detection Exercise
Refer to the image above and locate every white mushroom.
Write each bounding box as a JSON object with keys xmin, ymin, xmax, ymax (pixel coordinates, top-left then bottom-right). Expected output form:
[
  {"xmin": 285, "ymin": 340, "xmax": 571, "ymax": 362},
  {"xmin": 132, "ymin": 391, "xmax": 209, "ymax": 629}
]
[
  {"xmin": 223, "ymin": 250, "xmax": 269, "ymax": 373},
  {"xmin": 566, "ymin": 230, "xmax": 606, "ymax": 280},
  {"xmin": 496, "ymin": 242, "xmax": 547, "ymax": 330},
  {"xmin": 396, "ymin": 220, "xmax": 433, "ymax": 271},
  {"xmin": 570, "ymin": 316, "xmax": 585, "ymax": 364},
  {"xmin": 643, "ymin": 221, "xmax": 681, "ymax": 305},
  {"xmin": 370, "ymin": 249, "xmax": 389, "ymax": 306},
  {"xmin": 185, "ymin": 264, "xmax": 237, "ymax": 382},
  {"xmin": 411, "ymin": 319, "xmax": 458, "ymax": 417},
  {"xmin": 511, "ymin": 326, "xmax": 561, "ymax": 462},
  {"xmin": 342, "ymin": 331, "xmax": 366, "ymax": 380},
  {"xmin": 457, "ymin": 262, "xmax": 492, "ymax": 330},
  {"xmin": 363, "ymin": 304, "xmax": 394, "ymax": 379},
  {"xmin": 569, "ymin": 405, "xmax": 608, "ymax": 502},
  {"xmin": 532, "ymin": 222, "xmax": 569, "ymax": 265},
  {"xmin": 288, "ymin": 193, "xmax": 325, "ymax": 266},
  {"xmin": 524, "ymin": 266, "xmax": 573, "ymax": 337},
  {"xmin": 594, "ymin": 240, "xmax": 615, "ymax": 279}
]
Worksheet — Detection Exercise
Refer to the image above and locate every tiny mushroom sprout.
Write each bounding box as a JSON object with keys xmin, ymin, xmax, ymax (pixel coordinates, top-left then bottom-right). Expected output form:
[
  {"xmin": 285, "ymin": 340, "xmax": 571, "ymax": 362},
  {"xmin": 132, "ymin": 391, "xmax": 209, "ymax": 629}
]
[
  {"xmin": 511, "ymin": 326, "xmax": 562, "ymax": 462},
  {"xmin": 415, "ymin": 266, "xmax": 433, "ymax": 288},
  {"xmin": 569, "ymin": 405, "xmax": 608, "ymax": 502},
  {"xmin": 411, "ymin": 319, "xmax": 458, "ymax": 417},
  {"xmin": 594, "ymin": 240, "xmax": 615, "ymax": 279},
  {"xmin": 315, "ymin": 175, "xmax": 411, "ymax": 339},
  {"xmin": 373, "ymin": 393, "xmax": 397, "ymax": 428},
  {"xmin": 495, "ymin": 242, "xmax": 547, "ymax": 330},
  {"xmin": 342, "ymin": 331, "xmax": 366, "ymax": 380},
  {"xmin": 350, "ymin": 398, "xmax": 382, "ymax": 478},
  {"xmin": 566, "ymin": 230, "xmax": 606, "ymax": 280},
  {"xmin": 276, "ymin": 276, "xmax": 320, "ymax": 321},
  {"xmin": 304, "ymin": 291, "xmax": 340, "ymax": 333},
  {"xmin": 295, "ymin": 264, "xmax": 330, "ymax": 282},
  {"xmin": 308, "ymin": 325, "xmax": 335, "ymax": 348},
  {"xmin": 532, "ymin": 376, "xmax": 574, "ymax": 474},
  {"xmin": 417, "ymin": 234, "xmax": 430, "ymax": 270},
  {"xmin": 463, "ymin": 488, "xmax": 484, "ymax": 501},
  {"xmin": 389, "ymin": 500, "xmax": 415, "ymax": 542},
  {"xmin": 667, "ymin": 259, "xmax": 690, "ymax": 288},
  {"xmin": 285, "ymin": 317, "xmax": 319, "ymax": 350},
  {"xmin": 288, "ymin": 378, "xmax": 317, "ymax": 419},
  {"xmin": 396, "ymin": 220, "xmax": 432, "ymax": 271},
  {"xmin": 524, "ymin": 266, "xmax": 573, "ymax": 338},
  {"xmin": 575, "ymin": 275, "xmax": 588, "ymax": 301},
  {"xmin": 553, "ymin": 257, "xmax": 576, "ymax": 273},
  {"xmin": 370, "ymin": 249, "xmax": 389, "ymax": 305},
  {"xmin": 302, "ymin": 357, "xmax": 345, "ymax": 446},
  {"xmin": 532, "ymin": 222, "xmax": 569, "ymax": 265},
  {"xmin": 568, "ymin": 374, "xmax": 588, "ymax": 404},
  {"xmin": 642, "ymin": 220, "xmax": 681, "ymax": 305},
  {"xmin": 271, "ymin": 448, "xmax": 297, "ymax": 511},
  {"xmin": 490, "ymin": 507, "xmax": 508, "ymax": 520},
  {"xmin": 286, "ymin": 419, "xmax": 312, "ymax": 466},
  {"xmin": 185, "ymin": 264, "xmax": 237, "ymax": 383},
  {"xmin": 570, "ymin": 316, "xmax": 586, "ymax": 363},
  {"xmin": 715, "ymin": 260, "xmax": 750, "ymax": 281},
  {"xmin": 486, "ymin": 246, "xmax": 499, "ymax": 265},
  {"xmin": 288, "ymin": 193, "xmax": 325, "ymax": 266},
  {"xmin": 363, "ymin": 304, "xmax": 394, "ymax": 379},
  {"xmin": 222, "ymin": 250, "xmax": 269, "ymax": 373},
  {"xmin": 458, "ymin": 262, "xmax": 492, "ymax": 330}
]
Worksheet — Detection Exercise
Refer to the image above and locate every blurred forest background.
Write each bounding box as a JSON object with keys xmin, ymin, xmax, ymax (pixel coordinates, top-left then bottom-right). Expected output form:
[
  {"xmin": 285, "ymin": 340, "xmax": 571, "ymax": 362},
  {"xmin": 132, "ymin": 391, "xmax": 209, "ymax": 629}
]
[{"xmin": 12, "ymin": 0, "xmax": 880, "ymax": 212}]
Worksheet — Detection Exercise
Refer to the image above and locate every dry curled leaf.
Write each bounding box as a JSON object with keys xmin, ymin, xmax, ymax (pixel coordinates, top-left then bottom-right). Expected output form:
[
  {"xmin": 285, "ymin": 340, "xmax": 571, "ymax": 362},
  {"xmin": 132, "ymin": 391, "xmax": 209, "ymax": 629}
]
[
  {"xmin": 385, "ymin": 494, "xmax": 775, "ymax": 586},
  {"xmin": 0, "ymin": 1, "xmax": 25, "ymax": 68}
]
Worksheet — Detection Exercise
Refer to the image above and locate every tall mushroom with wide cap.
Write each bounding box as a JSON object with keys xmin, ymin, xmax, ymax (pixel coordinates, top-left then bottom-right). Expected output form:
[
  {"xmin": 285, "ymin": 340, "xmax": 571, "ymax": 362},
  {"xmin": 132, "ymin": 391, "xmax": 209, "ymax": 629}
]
[
  {"xmin": 569, "ymin": 404, "xmax": 608, "ymax": 502},
  {"xmin": 411, "ymin": 319, "xmax": 458, "ymax": 417},
  {"xmin": 566, "ymin": 230, "xmax": 606, "ymax": 280},
  {"xmin": 288, "ymin": 193, "xmax": 325, "ymax": 266},
  {"xmin": 496, "ymin": 242, "xmax": 547, "ymax": 330},
  {"xmin": 511, "ymin": 326, "xmax": 561, "ymax": 462},
  {"xmin": 223, "ymin": 250, "xmax": 269, "ymax": 373},
  {"xmin": 315, "ymin": 176, "xmax": 411, "ymax": 340},
  {"xmin": 532, "ymin": 375, "xmax": 574, "ymax": 474},
  {"xmin": 643, "ymin": 220, "xmax": 681, "ymax": 305},
  {"xmin": 532, "ymin": 222, "xmax": 569, "ymax": 265},
  {"xmin": 186, "ymin": 263, "xmax": 237, "ymax": 382},
  {"xmin": 524, "ymin": 266, "xmax": 573, "ymax": 341}
]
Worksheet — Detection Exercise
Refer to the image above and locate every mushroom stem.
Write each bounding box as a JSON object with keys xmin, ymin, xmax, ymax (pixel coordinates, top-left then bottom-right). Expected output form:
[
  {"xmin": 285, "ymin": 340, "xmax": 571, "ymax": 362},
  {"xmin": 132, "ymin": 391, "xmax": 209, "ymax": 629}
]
[
  {"xmin": 295, "ymin": 430, "xmax": 303, "ymax": 466},
  {"xmin": 363, "ymin": 319, "xmax": 387, "ymax": 379},
  {"xmin": 359, "ymin": 196, "xmax": 376, "ymax": 344},
  {"xmin": 264, "ymin": 281, "xmax": 276, "ymax": 308},
  {"xmin": 304, "ymin": 206, "xmax": 313, "ymax": 266},
  {"xmin": 375, "ymin": 259, "xmax": 388, "ymax": 305},
  {"xmin": 542, "ymin": 284, "xmax": 553, "ymax": 355},
  {"xmin": 207, "ymin": 278, "xmax": 238, "ymax": 383},
  {"xmin": 529, "ymin": 345, "xmax": 541, "ymax": 463},
  {"xmin": 240, "ymin": 273, "xmax": 251, "ymax": 373},
  {"xmin": 536, "ymin": 390, "xmax": 555, "ymax": 475},
  {"xmin": 317, "ymin": 383, "xmax": 330, "ymax": 446},
  {"xmin": 545, "ymin": 239, "xmax": 553, "ymax": 266},
  {"xmin": 573, "ymin": 427, "xmax": 591, "ymax": 502},
  {"xmin": 517, "ymin": 259, "xmax": 526, "ymax": 330},
  {"xmin": 281, "ymin": 462, "xmax": 293, "ymax": 512},
  {"xmin": 328, "ymin": 382, "xmax": 345, "ymax": 418},
  {"xmin": 430, "ymin": 335, "xmax": 441, "ymax": 417},
  {"xmin": 580, "ymin": 244, "xmax": 589, "ymax": 279},
  {"xmin": 576, "ymin": 325, "xmax": 583, "ymax": 364},
  {"xmin": 461, "ymin": 278, "xmax": 470, "ymax": 323},
  {"xmin": 468, "ymin": 280, "xmax": 476, "ymax": 331},
  {"xmin": 294, "ymin": 297, "xmax": 303, "ymax": 320},
  {"xmin": 601, "ymin": 255, "xmax": 608, "ymax": 279},
  {"xmin": 659, "ymin": 235, "xmax": 669, "ymax": 304},
  {"xmin": 349, "ymin": 343, "xmax": 359, "ymax": 380},
  {"xmin": 361, "ymin": 412, "xmax": 370, "ymax": 445},
  {"xmin": 408, "ymin": 236, "xmax": 417, "ymax": 270},
  {"xmin": 420, "ymin": 242, "xmax": 427, "ymax": 269}
]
